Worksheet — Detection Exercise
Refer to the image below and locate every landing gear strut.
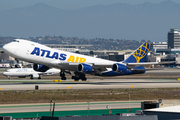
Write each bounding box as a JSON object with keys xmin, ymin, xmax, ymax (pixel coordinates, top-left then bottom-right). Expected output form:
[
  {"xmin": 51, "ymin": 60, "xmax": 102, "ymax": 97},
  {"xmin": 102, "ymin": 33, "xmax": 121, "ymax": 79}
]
[
  {"xmin": 60, "ymin": 70, "xmax": 66, "ymax": 80},
  {"xmin": 30, "ymin": 75, "xmax": 33, "ymax": 79},
  {"xmin": 72, "ymin": 71, "xmax": 87, "ymax": 81}
]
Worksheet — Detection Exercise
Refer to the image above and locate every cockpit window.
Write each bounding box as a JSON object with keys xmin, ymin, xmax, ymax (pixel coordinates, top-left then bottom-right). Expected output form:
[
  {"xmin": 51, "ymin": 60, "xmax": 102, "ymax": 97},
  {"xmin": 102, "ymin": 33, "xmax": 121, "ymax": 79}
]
[{"xmin": 12, "ymin": 40, "xmax": 19, "ymax": 42}]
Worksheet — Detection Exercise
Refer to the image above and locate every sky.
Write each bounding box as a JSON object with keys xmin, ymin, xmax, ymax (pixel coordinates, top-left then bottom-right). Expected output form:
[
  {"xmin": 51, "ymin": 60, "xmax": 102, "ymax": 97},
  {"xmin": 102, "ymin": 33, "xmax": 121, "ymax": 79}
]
[
  {"xmin": 0, "ymin": 0, "xmax": 179, "ymax": 42},
  {"xmin": 0, "ymin": 0, "xmax": 179, "ymax": 11}
]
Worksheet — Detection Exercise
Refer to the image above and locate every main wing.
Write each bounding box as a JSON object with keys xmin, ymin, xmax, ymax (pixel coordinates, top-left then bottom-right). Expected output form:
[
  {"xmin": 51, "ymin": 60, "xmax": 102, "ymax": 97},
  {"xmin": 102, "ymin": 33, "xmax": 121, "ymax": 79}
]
[{"xmin": 52, "ymin": 60, "xmax": 174, "ymax": 75}]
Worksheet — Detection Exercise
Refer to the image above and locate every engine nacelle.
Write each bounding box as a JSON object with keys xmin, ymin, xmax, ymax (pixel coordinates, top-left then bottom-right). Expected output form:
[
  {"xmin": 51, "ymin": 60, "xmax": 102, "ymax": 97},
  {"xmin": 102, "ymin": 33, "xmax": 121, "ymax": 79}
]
[
  {"xmin": 112, "ymin": 63, "xmax": 127, "ymax": 73},
  {"xmin": 77, "ymin": 63, "xmax": 93, "ymax": 73},
  {"xmin": 33, "ymin": 63, "xmax": 49, "ymax": 72}
]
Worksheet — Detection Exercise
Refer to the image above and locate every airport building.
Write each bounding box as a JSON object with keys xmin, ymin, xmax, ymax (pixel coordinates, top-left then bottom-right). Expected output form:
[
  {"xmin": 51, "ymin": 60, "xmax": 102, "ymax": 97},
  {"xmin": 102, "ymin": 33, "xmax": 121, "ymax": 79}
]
[
  {"xmin": 152, "ymin": 28, "xmax": 180, "ymax": 54},
  {"xmin": 168, "ymin": 28, "xmax": 180, "ymax": 49},
  {"xmin": 0, "ymin": 51, "xmax": 14, "ymax": 61},
  {"xmin": 152, "ymin": 42, "xmax": 167, "ymax": 50},
  {"xmin": 144, "ymin": 105, "xmax": 180, "ymax": 120},
  {"xmin": 148, "ymin": 28, "xmax": 180, "ymax": 65}
]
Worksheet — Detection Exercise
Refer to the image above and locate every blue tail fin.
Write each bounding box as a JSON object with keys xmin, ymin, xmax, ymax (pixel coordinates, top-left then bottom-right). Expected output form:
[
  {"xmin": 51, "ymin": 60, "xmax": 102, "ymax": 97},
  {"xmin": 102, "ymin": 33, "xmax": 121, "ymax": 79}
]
[{"xmin": 123, "ymin": 42, "xmax": 151, "ymax": 63}]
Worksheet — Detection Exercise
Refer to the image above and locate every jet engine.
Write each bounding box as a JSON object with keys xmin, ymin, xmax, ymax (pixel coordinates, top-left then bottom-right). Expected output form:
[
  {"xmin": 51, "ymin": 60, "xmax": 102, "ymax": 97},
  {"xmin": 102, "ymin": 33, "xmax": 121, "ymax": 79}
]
[
  {"xmin": 77, "ymin": 63, "xmax": 93, "ymax": 73},
  {"xmin": 112, "ymin": 63, "xmax": 127, "ymax": 73},
  {"xmin": 33, "ymin": 63, "xmax": 49, "ymax": 72}
]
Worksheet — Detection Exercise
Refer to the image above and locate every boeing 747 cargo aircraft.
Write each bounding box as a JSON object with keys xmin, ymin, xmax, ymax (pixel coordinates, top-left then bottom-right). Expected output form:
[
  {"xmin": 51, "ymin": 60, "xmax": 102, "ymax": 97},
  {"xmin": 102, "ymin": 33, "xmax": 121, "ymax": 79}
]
[{"xmin": 3, "ymin": 39, "xmax": 170, "ymax": 81}]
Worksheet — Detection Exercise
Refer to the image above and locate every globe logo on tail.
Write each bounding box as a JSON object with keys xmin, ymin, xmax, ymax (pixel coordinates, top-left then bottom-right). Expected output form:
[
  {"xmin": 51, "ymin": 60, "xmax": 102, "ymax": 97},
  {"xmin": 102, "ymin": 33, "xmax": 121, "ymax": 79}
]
[{"xmin": 132, "ymin": 43, "xmax": 151, "ymax": 63}]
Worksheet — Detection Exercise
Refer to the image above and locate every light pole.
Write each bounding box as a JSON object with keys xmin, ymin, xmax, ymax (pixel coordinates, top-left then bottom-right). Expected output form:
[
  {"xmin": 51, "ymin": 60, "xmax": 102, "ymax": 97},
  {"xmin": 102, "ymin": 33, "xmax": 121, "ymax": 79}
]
[
  {"xmin": 106, "ymin": 105, "xmax": 112, "ymax": 114},
  {"xmin": 129, "ymin": 93, "xmax": 131, "ymax": 113},
  {"xmin": 87, "ymin": 101, "xmax": 90, "ymax": 116},
  {"xmin": 50, "ymin": 100, "xmax": 53, "ymax": 116}
]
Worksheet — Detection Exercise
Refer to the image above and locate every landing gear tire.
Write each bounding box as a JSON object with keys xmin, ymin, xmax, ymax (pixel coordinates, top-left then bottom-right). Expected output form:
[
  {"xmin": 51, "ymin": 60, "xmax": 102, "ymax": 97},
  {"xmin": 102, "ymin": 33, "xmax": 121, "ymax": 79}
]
[
  {"xmin": 30, "ymin": 75, "xmax": 33, "ymax": 79},
  {"xmin": 72, "ymin": 76, "xmax": 79, "ymax": 81},
  {"xmin": 72, "ymin": 76, "xmax": 75, "ymax": 79},
  {"xmin": 62, "ymin": 77, "xmax": 66, "ymax": 80},
  {"xmin": 81, "ymin": 77, "xmax": 87, "ymax": 81},
  {"xmin": 38, "ymin": 77, "xmax": 41, "ymax": 79},
  {"xmin": 72, "ymin": 72, "xmax": 87, "ymax": 81},
  {"xmin": 80, "ymin": 74, "xmax": 87, "ymax": 81}
]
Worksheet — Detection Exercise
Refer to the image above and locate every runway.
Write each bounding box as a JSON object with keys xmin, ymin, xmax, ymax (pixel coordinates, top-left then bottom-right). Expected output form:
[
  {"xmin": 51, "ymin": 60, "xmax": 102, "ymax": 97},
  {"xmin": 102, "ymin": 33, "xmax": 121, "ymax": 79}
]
[
  {"xmin": 0, "ymin": 69, "xmax": 180, "ymax": 91},
  {"xmin": 0, "ymin": 78, "xmax": 180, "ymax": 91}
]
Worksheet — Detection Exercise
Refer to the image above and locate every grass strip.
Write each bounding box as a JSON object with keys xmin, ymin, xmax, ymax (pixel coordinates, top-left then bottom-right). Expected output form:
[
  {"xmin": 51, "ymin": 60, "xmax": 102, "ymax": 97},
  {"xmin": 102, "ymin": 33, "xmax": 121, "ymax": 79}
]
[{"xmin": 0, "ymin": 88, "xmax": 180, "ymax": 104}]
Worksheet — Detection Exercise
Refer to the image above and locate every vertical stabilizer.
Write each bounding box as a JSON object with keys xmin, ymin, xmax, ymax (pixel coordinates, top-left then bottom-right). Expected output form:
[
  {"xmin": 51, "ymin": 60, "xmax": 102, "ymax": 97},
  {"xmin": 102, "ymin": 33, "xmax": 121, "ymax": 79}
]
[{"xmin": 123, "ymin": 42, "xmax": 151, "ymax": 63}]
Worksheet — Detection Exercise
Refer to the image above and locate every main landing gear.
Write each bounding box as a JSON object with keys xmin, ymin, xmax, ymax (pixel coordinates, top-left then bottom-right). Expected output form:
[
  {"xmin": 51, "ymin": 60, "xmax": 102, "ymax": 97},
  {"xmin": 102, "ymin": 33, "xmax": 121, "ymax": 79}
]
[
  {"xmin": 60, "ymin": 70, "xmax": 66, "ymax": 80},
  {"xmin": 60, "ymin": 70, "xmax": 87, "ymax": 81},
  {"xmin": 72, "ymin": 71, "xmax": 87, "ymax": 81}
]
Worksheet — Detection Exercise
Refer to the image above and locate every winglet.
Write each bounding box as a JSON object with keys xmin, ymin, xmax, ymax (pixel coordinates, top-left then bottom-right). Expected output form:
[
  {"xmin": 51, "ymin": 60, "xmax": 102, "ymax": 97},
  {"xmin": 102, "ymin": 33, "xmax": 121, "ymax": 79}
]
[{"xmin": 123, "ymin": 42, "xmax": 151, "ymax": 63}]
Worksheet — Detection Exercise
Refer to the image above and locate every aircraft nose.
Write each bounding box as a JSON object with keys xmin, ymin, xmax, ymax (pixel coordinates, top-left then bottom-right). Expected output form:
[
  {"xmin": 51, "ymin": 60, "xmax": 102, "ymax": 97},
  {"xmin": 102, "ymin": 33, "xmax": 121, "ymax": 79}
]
[
  {"xmin": 3, "ymin": 43, "xmax": 18, "ymax": 54},
  {"xmin": 3, "ymin": 44, "xmax": 9, "ymax": 51}
]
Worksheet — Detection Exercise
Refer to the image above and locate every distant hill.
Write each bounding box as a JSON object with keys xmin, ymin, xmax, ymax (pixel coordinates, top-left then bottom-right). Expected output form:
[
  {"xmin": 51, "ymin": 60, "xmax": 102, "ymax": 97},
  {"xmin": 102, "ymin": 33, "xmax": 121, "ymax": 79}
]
[{"xmin": 0, "ymin": 0, "xmax": 180, "ymax": 41}]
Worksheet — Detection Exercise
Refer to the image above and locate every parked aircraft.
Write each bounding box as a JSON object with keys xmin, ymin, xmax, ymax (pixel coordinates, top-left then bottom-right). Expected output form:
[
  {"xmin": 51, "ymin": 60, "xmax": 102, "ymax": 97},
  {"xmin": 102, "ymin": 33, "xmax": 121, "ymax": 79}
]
[
  {"xmin": 3, "ymin": 68, "xmax": 60, "ymax": 79},
  {"xmin": 3, "ymin": 39, "xmax": 171, "ymax": 81}
]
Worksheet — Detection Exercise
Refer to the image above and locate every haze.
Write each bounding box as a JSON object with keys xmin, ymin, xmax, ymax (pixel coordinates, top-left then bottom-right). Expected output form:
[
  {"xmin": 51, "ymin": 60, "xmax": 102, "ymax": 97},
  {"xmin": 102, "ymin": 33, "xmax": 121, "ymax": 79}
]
[
  {"xmin": 0, "ymin": 0, "xmax": 180, "ymax": 42},
  {"xmin": 0, "ymin": 0, "xmax": 180, "ymax": 11}
]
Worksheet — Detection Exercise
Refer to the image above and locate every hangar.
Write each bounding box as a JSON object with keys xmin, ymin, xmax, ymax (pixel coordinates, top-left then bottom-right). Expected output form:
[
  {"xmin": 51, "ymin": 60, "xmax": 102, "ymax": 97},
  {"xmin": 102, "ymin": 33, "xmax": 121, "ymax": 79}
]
[{"xmin": 144, "ymin": 105, "xmax": 180, "ymax": 120}]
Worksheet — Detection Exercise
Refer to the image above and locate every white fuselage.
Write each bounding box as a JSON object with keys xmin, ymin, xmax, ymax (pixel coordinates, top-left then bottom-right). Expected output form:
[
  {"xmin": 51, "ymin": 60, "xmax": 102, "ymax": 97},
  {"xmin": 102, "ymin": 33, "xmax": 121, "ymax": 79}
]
[
  {"xmin": 3, "ymin": 39, "xmax": 117, "ymax": 72},
  {"xmin": 3, "ymin": 68, "xmax": 60, "ymax": 78}
]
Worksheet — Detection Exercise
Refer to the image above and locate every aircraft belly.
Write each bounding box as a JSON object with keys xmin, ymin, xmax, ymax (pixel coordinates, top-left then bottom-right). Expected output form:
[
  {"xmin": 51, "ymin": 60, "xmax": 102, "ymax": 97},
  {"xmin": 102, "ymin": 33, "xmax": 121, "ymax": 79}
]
[
  {"xmin": 53, "ymin": 64, "xmax": 77, "ymax": 71},
  {"xmin": 100, "ymin": 70, "xmax": 133, "ymax": 76},
  {"xmin": 5, "ymin": 73, "xmax": 28, "ymax": 77},
  {"xmin": 101, "ymin": 70, "xmax": 145, "ymax": 76}
]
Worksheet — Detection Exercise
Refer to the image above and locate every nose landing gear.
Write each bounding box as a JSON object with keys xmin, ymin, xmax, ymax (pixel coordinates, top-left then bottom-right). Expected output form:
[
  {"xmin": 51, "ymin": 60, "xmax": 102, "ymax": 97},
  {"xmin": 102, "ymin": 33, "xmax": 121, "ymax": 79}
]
[{"xmin": 60, "ymin": 70, "xmax": 66, "ymax": 80}]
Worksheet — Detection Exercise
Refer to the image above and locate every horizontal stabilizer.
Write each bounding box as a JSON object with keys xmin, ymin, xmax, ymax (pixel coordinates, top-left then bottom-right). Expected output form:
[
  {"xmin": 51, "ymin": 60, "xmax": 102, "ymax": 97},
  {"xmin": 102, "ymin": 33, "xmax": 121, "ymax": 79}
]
[
  {"xmin": 132, "ymin": 68, "xmax": 165, "ymax": 71},
  {"xmin": 126, "ymin": 61, "xmax": 176, "ymax": 66}
]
